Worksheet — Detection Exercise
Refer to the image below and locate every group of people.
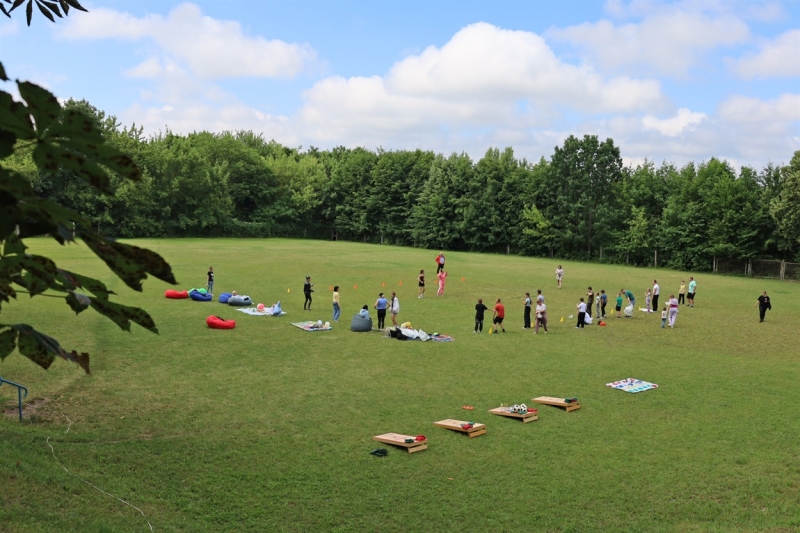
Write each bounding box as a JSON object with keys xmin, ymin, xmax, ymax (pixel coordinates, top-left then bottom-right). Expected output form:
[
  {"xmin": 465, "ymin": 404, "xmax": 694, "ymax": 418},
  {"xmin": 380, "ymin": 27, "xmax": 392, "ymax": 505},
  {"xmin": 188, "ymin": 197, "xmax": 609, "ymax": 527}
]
[{"xmin": 417, "ymin": 253, "xmax": 449, "ymax": 298}]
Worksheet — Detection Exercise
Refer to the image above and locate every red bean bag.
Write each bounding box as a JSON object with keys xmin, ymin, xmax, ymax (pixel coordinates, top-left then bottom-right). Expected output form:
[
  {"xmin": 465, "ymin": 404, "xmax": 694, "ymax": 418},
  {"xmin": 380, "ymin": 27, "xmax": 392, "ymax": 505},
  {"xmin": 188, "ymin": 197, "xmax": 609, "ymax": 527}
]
[
  {"xmin": 165, "ymin": 289, "xmax": 189, "ymax": 299},
  {"xmin": 206, "ymin": 316, "xmax": 236, "ymax": 330}
]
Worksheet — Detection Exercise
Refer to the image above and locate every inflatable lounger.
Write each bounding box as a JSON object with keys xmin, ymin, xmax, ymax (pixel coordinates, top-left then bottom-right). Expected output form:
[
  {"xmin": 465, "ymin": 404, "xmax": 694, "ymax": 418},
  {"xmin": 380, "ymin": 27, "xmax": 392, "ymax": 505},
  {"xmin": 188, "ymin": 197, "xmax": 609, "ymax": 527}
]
[
  {"xmin": 206, "ymin": 316, "xmax": 235, "ymax": 329},
  {"xmin": 165, "ymin": 289, "xmax": 189, "ymax": 299},
  {"xmin": 236, "ymin": 307, "xmax": 286, "ymax": 316},
  {"xmin": 350, "ymin": 315, "xmax": 373, "ymax": 332},
  {"xmin": 372, "ymin": 433, "xmax": 427, "ymax": 454},
  {"xmin": 218, "ymin": 292, "xmax": 232, "ymax": 303},
  {"xmin": 190, "ymin": 290, "xmax": 213, "ymax": 302},
  {"xmin": 291, "ymin": 321, "xmax": 332, "ymax": 331},
  {"xmin": 227, "ymin": 295, "xmax": 253, "ymax": 306}
]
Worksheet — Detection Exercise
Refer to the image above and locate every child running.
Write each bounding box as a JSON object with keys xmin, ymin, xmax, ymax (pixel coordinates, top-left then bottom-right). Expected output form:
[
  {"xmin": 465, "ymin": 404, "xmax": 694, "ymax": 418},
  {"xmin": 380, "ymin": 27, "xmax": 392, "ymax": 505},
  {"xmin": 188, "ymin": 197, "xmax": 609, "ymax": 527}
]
[
  {"xmin": 474, "ymin": 298, "xmax": 488, "ymax": 333},
  {"xmin": 492, "ymin": 298, "xmax": 506, "ymax": 333}
]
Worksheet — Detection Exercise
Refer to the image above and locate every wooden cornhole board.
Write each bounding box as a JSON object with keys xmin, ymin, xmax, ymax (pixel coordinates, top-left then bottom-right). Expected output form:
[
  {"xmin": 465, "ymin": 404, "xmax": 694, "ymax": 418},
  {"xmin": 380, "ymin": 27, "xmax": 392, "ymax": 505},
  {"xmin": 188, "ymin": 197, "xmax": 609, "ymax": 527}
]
[
  {"xmin": 532, "ymin": 396, "xmax": 581, "ymax": 412},
  {"xmin": 373, "ymin": 433, "xmax": 428, "ymax": 454},
  {"xmin": 434, "ymin": 419, "xmax": 487, "ymax": 438},
  {"xmin": 488, "ymin": 407, "xmax": 539, "ymax": 423}
]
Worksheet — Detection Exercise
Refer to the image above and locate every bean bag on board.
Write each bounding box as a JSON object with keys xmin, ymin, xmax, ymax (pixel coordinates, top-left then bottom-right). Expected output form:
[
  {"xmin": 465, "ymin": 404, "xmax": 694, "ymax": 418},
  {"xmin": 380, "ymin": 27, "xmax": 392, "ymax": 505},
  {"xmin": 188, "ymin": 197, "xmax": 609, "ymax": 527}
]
[
  {"xmin": 206, "ymin": 316, "xmax": 235, "ymax": 329},
  {"xmin": 190, "ymin": 290, "xmax": 213, "ymax": 302},
  {"xmin": 165, "ymin": 289, "xmax": 189, "ymax": 299},
  {"xmin": 228, "ymin": 295, "xmax": 253, "ymax": 306},
  {"xmin": 218, "ymin": 292, "xmax": 232, "ymax": 303},
  {"xmin": 350, "ymin": 314, "xmax": 373, "ymax": 332}
]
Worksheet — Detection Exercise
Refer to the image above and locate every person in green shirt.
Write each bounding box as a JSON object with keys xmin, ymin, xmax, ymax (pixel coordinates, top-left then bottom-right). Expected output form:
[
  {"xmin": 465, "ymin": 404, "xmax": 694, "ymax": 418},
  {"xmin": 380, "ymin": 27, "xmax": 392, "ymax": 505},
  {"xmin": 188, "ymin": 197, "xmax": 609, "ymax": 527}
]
[
  {"xmin": 615, "ymin": 292, "xmax": 623, "ymax": 319},
  {"xmin": 687, "ymin": 277, "xmax": 697, "ymax": 307}
]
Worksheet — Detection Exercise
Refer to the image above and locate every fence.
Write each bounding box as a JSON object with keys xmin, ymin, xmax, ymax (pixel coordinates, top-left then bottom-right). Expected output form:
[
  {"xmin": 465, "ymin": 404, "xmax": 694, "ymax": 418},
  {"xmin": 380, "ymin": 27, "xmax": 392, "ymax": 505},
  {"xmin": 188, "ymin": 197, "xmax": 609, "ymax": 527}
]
[{"xmin": 713, "ymin": 257, "xmax": 799, "ymax": 281}]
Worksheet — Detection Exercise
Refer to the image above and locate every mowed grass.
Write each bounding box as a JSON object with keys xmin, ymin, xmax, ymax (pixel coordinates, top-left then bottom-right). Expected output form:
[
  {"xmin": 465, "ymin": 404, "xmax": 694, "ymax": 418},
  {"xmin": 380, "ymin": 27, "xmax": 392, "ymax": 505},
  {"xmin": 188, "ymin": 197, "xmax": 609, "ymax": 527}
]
[{"xmin": 1, "ymin": 238, "xmax": 800, "ymax": 533}]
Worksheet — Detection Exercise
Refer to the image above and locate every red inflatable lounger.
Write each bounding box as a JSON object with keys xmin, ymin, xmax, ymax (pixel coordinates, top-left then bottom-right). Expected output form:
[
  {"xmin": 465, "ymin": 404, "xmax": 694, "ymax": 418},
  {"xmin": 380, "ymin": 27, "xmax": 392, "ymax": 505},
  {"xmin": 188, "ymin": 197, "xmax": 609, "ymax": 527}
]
[
  {"xmin": 165, "ymin": 289, "xmax": 189, "ymax": 299},
  {"xmin": 207, "ymin": 316, "xmax": 236, "ymax": 330}
]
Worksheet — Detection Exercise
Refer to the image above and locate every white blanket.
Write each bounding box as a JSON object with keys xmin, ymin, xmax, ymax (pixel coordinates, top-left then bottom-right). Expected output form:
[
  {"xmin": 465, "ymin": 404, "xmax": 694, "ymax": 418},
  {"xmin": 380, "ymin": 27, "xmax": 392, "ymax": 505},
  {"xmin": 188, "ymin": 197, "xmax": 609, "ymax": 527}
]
[
  {"xmin": 399, "ymin": 327, "xmax": 430, "ymax": 341},
  {"xmin": 236, "ymin": 308, "xmax": 286, "ymax": 316}
]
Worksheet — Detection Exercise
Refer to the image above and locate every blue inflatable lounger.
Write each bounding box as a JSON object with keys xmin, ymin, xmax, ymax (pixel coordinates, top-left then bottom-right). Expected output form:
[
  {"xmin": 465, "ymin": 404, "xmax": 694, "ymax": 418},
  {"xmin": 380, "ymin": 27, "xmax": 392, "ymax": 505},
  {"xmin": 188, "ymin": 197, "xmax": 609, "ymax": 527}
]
[
  {"xmin": 190, "ymin": 289, "xmax": 212, "ymax": 302},
  {"xmin": 350, "ymin": 314, "xmax": 372, "ymax": 332},
  {"xmin": 227, "ymin": 295, "xmax": 253, "ymax": 306},
  {"xmin": 218, "ymin": 292, "xmax": 232, "ymax": 303}
]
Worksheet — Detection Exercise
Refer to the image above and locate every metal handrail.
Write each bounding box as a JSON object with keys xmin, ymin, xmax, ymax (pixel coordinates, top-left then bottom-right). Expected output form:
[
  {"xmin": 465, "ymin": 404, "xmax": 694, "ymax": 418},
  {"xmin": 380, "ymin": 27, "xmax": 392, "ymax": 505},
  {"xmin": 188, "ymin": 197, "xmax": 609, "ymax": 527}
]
[{"xmin": 0, "ymin": 376, "xmax": 28, "ymax": 422}]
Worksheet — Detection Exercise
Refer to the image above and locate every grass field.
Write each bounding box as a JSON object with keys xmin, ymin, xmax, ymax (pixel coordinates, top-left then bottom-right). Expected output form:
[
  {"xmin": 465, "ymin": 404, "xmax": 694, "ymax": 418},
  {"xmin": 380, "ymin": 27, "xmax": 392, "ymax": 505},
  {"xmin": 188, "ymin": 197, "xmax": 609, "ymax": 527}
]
[{"xmin": 1, "ymin": 238, "xmax": 799, "ymax": 533}]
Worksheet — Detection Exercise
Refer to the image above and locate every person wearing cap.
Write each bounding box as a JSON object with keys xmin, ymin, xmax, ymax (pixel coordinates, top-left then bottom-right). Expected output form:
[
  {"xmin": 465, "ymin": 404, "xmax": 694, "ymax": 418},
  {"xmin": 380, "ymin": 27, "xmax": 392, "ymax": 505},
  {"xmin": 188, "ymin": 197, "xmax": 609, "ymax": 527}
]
[{"xmin": 303, "ymin": 276, "xmax": 314, "ymax": 311}]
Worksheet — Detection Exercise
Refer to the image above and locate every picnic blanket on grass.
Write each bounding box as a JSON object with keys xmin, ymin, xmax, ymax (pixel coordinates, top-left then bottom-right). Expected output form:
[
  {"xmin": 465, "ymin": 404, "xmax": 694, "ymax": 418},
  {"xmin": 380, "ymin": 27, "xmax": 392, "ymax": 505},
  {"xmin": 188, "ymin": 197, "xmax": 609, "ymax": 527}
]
[
  {"xmin": 291, "ymin": 321, "xmax": 332, "ymax": 331},
  {"xmin": 606, "ymin": 378, "xmax": 659, "ymax": 393},
  {"xmin": 431, "ymin": 334, "xmax": 454, "ymax": 342},
  {"xmin": 236, "ymin": 308, "xmax": 287, "ymax": 316}
]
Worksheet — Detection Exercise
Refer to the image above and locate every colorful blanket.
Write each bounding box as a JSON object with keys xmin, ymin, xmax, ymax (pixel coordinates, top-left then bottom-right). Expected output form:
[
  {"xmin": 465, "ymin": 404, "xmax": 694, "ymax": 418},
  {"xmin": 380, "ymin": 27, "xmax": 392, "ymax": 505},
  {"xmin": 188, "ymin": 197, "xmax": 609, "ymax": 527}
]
[
  {"xmin": 291, "ymin": 321, "xmax": 332, "ymax": 331},
  {"xmin": 431, "ymin": 335, "xmax": 454, "ymax": 342},
  {"xmin": 606, "ymin": 378, "xmax": 659, "ymax": 393},
  {"xmin": 236, "ymin": 308, "xmax": 286, "ymax": 316}
]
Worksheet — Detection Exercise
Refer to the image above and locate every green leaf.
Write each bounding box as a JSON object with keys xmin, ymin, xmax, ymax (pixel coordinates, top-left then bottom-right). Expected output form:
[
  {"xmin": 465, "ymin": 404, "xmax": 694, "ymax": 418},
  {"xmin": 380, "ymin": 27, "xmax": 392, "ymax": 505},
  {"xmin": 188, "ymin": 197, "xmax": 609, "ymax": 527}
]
[
  {"xmin": 0, "ymin": 4, "xmax": 10, "ymax": 18},
  {"xmin": 35, "ymin": 0, "xmax": 55, "ymax": 22},
  {"xmin": 0, "ymin": 328, "xmax": 17, "ymax": 361},
  {"xmin": 9, "ymin": 1, "xmax": 27, "ymax": 14},
  {"xmin": 62, "ymin": 0, "xmax": 87, "ymax": 12},
  {"xmin": 0, "ymin": 283, "xmax": 17, "ymax": 304},
  {"xmin": 0, "ymin": 90, "xmax": 36, "ymax": 139},
  {"xmin": 3, "ymin": 234, "xmax": 27, "ymax": 255},
  {"xmin": 0, "ymin": 62, "xmax": 7, "ymax": 81},
  {"xmin": 0, "ymin": 128, "xmax": 15, "ymax": 158},
  {"xmin": 58, "ymin": 0, "xmax": 69, "ymax": 15},
  {"xmin": 26, "ymin": 0, "xmax": 32, "ymax": 26},
  {"xmin": 89, "ymin": 297, "xmax": 158, "ymax": 333},
  {"xmin": 17, "ymin": 81, "xmax": 61, "ymax": 131},
  {"xmin": 65, "ymin": 291, "xmax": 90, "ymax": 314},
  {"xmin": 39, "ymin": 0, "xmax": 62, "ymax": 18},
  {"xmin": 7, "ymin": 323, "xmax": 90, "ymax": 373},
  {"xmin": 32, "ymin": 142, "xmax": 112, "ymax": 193},
  {"xmin": 58, "ymin": 269, "xmax": 114, "ymax": 299},
  {"xmin": 81, "ymin": 233, "xmax": 177, "ymax": 291}
]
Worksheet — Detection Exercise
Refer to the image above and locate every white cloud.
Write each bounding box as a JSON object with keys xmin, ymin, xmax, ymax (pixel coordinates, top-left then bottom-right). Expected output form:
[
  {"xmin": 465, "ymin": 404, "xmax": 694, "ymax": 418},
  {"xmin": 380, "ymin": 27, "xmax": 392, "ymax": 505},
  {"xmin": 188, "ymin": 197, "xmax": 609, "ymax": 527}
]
[
  {"xmin": 0, "ymin": 19, "xmax": 18, "ymax": 37},
  {"xmin": 718, "ymin": 93, "xmax": 800, "ymax": 124},
  {"xmin": 548, "ymin": 5, "xmax": 750, "ymax": 76},
  {"xmin": 730, "ymin": 29, "xmax": 800, "ymax": 78},
  {"xmin": 642, "ymin": 108, "xmax": 707, "ymax": 136},
  {"xmin": 59, "ymin": 2, "xmax": 317, "ymax": 79}
]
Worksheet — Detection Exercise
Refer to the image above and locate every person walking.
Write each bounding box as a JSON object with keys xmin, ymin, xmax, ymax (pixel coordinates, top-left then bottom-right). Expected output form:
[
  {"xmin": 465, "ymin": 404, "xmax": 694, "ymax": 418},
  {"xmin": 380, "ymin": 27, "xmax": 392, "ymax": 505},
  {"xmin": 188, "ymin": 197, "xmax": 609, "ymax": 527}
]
[
  {"xmin": 555, "ymin": 265, "xmax": 564, "ymax": 289},
  {"xmin": 436, "ymin": 252, "xmax": 446, "ymax": 274},
  {"xmin": 678, "ymin": 280, "xmax": 687, "ymax": 305},
  {"xmin": 615, "ymin": 291, "xmax": 623, "ymax": 319},
  {"xmin": 687, "ymin": 277, "xmax": 697, "ymax": 307},
  {"xmin": 667, "ymin": 294, "xmax": 679, "ymax": 327},
  {"xmin": 374, "ymin": 292, "xmax": 388, "ymax": 329},
  {"xmin": 523, "ymin": 292, "xmax": 532, "ymax": 329},
  {"xmin": 575, "ymin": 298, "xmax": 587, "ymax": 328},
  {"xmin": 586, "ymin": 287, "xmax": 595, "ymax": 318},
  {"xmin": 534, "ymin": 300, "xmax": 548, "ymax": 334},
  {"xmin": 332, "ymin": 286, "xmax": 341, "ymax": 322},
  {"xmin": 437, "ymin": 270, "xmax": 448, "ymax": 296},
  {"xmin": 492, "ymin": 298, "xmax": 506, "ymax": 333},
  {"xmin": 390, "ymin": 291, "xmax": 400, "ymax": 327},
  {"xmin": 206, "ymin": 266, "xmax": 214, "ymax": 295},
  {"xmin": 303, "ymin": 276, "xmax": 314, "ymax": 311},
  {"xmin": 652, "ymin": 280, "xmax": 660, "ymax": 313},
  {"xmin": 755, "ymin": 291, "xmax": 771, "ymax": 322},
  {"xmin": 418, "ymin": 270, "xmax": 425, "ymax": 298},
  {"xmin": 599, "ymin": 289, "xmax": 608, "ymax": 318},
  {"xmin": 474, "ymin": 298, "xmax": 488, "ymax": 333},
  {"xmin": 660, "ymin": 306, "xmax": 667, "ymax": 328}
]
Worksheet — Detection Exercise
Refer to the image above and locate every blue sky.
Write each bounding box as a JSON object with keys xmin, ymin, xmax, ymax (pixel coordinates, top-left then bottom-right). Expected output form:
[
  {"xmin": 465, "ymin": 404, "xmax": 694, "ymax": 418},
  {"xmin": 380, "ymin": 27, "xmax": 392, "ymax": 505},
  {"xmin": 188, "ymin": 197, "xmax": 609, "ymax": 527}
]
[{"xmin": 1, "ymin": 0, "xmax": 799, "ymax": 168}]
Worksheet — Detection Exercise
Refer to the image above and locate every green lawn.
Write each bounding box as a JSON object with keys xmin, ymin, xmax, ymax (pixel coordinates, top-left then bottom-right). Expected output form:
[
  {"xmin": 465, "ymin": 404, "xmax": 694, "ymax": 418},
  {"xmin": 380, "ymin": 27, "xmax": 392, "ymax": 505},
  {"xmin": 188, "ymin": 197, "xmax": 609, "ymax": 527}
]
[{"xmin": 2, "ymin": 239, "xmax": 799, "ymax": 532}]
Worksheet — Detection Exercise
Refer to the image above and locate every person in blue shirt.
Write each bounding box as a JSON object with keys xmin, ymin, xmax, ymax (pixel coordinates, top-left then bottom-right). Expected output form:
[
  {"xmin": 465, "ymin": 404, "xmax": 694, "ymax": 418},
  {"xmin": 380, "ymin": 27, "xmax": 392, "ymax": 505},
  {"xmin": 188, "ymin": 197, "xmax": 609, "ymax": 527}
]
[{"xmin": 374, "ymin": 292, "xmax": 389, "ymax": 329}]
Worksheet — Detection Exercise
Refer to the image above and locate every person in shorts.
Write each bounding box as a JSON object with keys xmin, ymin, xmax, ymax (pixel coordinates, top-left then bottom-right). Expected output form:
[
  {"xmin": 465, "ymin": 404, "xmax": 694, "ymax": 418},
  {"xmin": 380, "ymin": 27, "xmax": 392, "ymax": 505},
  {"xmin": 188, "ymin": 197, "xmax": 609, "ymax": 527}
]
[
  {"xmin": 418, "ymin": 270, "xmax": 425, "ymax": 298},
  {"xmin": 492, "ymin": 298, "xmax": 506, "ymax": 332},
  {"xmin": 687, "ymin": 277, "xmax": 697, "ymax": 307},
  {"xmin": 390, "ymin": 291, "xmax": 400, "ymax": 326},
  {"xmin": 615, "ymin": 292, "xmax": 623, "ymax": 319},
  {"xmin": 555, "ymin": 265, "xmax": 564, "ymax": 289},
  {"xmin": 474, "ymin": 298, "xmax": 488, "ymax": 333}
]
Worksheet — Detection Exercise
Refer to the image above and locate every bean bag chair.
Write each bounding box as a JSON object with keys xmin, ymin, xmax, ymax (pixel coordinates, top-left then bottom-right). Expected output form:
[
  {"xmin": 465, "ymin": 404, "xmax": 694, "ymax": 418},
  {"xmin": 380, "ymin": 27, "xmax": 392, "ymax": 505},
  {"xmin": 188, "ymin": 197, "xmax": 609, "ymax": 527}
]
[
  {"xmin": 206, "ymin": 316, "xmax": 235, "ymax": 330},
  {"xmin": 351, "ymin": 314, "xmax": 373, "ymax": 332},
  {"xmin": 165, "ymin": 289, "xmax": 189, "ymax": 299},
  {"xmin": 227, "ymin": 295, "xmax": 253, "ymax": 306},
  {"xmin": 190, "ymin": 290, "xmax": 212, "ymax": 302},
  {"xmin": 218, "ymin": 292, "xmax": 232, "ymax": 303}
]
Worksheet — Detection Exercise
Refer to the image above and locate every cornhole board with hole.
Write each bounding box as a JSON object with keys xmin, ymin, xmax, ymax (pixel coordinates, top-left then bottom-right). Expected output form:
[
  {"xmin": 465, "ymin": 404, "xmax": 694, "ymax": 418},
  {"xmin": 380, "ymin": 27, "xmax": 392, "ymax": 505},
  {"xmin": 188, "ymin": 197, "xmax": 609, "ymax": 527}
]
[
  {"xmin": 372, "ymin": 433, "xmax": 428, "ymax": 454},
  {"xmin": 433, "ymin": 419, "xmax": 487, "ymax": 438},
  {"xmin": 532, "ymin": 396, "xmax": 581, "ymax": 412},
  {"xmin": 488, "ymin": 407, "xmax": 539, "ymax": 423}
]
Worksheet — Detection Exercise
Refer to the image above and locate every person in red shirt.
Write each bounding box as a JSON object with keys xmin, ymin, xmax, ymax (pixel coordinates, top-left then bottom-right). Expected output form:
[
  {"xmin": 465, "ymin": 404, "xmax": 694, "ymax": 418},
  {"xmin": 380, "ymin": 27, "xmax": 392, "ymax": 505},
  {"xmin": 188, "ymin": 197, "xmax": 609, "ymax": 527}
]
[{"xmin": 492, "ymin": 298, "xmax": 506, "ymax": 333}]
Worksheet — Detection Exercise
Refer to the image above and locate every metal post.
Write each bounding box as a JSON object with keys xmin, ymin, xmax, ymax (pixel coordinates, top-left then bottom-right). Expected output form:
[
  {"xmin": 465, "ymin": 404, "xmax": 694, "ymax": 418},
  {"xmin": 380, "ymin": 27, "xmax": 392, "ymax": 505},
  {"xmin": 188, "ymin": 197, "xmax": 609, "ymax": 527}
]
[{"xmin": 0, "ymin": 377, "xmax": 28, "ymax": 422}]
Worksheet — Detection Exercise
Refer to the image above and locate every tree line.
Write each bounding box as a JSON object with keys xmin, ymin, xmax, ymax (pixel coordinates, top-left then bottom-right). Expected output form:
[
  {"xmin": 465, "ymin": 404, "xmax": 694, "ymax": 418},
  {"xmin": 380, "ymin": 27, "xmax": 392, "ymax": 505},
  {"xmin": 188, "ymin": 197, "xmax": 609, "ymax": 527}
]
[{"xmin": 8, "ymin": 99, "xmax": 800, "ymax": 272}]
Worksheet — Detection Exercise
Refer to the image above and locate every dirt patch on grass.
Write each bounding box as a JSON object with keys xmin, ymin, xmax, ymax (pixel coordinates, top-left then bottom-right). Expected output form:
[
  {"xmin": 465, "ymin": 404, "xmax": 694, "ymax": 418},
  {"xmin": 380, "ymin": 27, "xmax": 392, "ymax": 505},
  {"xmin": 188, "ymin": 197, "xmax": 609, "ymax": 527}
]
[{"xmin": 3, "ymin": 397, "xmax": 51, "ymax": 421}]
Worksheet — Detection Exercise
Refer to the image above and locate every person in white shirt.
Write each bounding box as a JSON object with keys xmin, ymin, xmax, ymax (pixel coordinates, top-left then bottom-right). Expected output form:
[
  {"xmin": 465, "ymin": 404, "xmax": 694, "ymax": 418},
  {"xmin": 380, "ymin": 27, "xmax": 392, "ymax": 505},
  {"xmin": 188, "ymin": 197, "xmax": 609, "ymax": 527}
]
[
  {"xmin": 390, "ymin": 291, "xmax": 400, "ymax": 327},
  {"xmin": 534, "ymin": 302, "xmax": 548, "ymax": 334},
  {"xmin": 667, "ymin": 294, "xmax": 679, "ymax": 328},
  {"xmin": 575, "ymin": 298, "xmax": 587, "ymax": 329},
  {"xmin": 652, "ymin": 280, "xmax": 660, "ymax": 313},
  {"xmin": 661, "ymin": 306, "xmax": 667, "ymax": 328},
  {"xmin": 555, "ymin": 265, "xmax": 564, "ymax": 289}
]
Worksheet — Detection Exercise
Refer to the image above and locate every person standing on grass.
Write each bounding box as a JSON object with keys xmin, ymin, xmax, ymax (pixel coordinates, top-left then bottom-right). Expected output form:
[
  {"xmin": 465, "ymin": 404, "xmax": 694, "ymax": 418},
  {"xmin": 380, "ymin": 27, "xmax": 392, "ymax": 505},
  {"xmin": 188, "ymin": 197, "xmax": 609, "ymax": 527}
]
[
  {"xmin": 390, "ymin": 291, "xmax": 400, "ymax": 327},
  {"xmin": 678, "ymin": 280, "xmax": 687, "ymax": 306},
  {"xmin": 534, "ymin": 299, "xmax": 548, "ymax": 334},
  {"xmin": 492, "ymin": 298, "xmax": 506, "ymax": 333},
  {"xmin": 599, "ymin": 290, "xmax": 608, "ymax": 318},
  {"xmin": 661, "ymin": 306, "xmax": 668, "ymax": 328},
  {"xmin": 332, "ymin": 286, "xmax": 341, "ymax": 322},
  {"xmin": 556, "ymin": 265, "xmax": 564, "ymax": 289},
  {"xmin": 615, "ymin": 291, "xmax": 623, "ymax": 319},
  {"xmin": 303, "ymin": 276, "xmax": 314, "ymax": 311},
  {"xmin": 436, "ymin": 252, "xmax": 446, "ymax": 274},
  {"xmin": 652, "ymin": 280, "xmax": 660, "ymax": 313},
  {"xmin": 645, "ymin": 288, "xmax": 652, "ymax": 312},
  {"xmin": 575, "ymin": 298, "xmax": 587, "ymax": 328},
  {"xmin": 666, "ymin": 294, "xmax": 679, "ymax": 328},
  {"xmin": 536, "ymin": 289, "xmax": 544, "ymax": 305},
  {"xmin": 474, "ymin": 298, "xmax": 488, "ymax": 333},
  {"xmin": 206, "ymin": 266, "xmax": 214, "ymax": 295},
  {"xmin": 623, "ymin": 288, "xmax": 636, "ymax": 315},
  {"xmin": 755, "ymin": 291, "xmax": 771, "ymax": 323},
  {"xmin": 687, "ymin": 277, "xmax": 697, "ymax": 307},
  {"xmin": 437, "ymin": 270, "xmax": 448, "ymax": 296},
  {"xmin": 418, "ymin": 270, "xmax": 425, "ymax": 298},
  {"xmin": 523, "ymin": 292, "xmax": 532, "ymax": 329},
  {"xmin": 375, "ymin": 293, "xmax": 388, "ymax": 329},
  {"xmin": 586, "ymin": 287, "xmax": 594, "ymax": 318}
]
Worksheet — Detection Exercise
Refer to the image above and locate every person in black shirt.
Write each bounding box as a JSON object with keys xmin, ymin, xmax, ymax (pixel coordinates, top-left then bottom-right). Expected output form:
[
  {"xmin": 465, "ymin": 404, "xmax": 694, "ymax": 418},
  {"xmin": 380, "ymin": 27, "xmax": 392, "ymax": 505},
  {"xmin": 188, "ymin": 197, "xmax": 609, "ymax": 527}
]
[
  {"xmin": 303, "ymin": 276, "xmax": 314, "ymax": 311},
  {"xmin": 474, "ymin": 298, "xmax": 488, "ymax": 333},
  {"xmin": 755, "ymin": 291, "xmax": 771, "ymax": 322},
  {"xmin": 206, "ymin": 266, "xmax": 214, "ymax": 295}
]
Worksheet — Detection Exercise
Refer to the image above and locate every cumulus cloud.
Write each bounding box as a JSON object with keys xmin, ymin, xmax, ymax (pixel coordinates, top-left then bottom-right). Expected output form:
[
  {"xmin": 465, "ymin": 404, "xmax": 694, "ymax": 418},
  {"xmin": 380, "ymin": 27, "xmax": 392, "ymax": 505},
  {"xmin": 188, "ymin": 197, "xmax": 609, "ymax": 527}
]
[
  {"xmin": 0, "ymin": 19, "xmax": 18, "ymax": 37},
  {"xmin": 730, "ymin": 29, "xmax": 800, "ymax": 78},
  {"xmin": 548, "ymin": 4, "xmax": 750, "ymax": 76},
  {"xmin": 642, "ymin": 108, "xmax": 707, "ymax": 136},
  {"xmin": 59, "ymin": 2, "xmax": 317, "ymax": 79}
]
